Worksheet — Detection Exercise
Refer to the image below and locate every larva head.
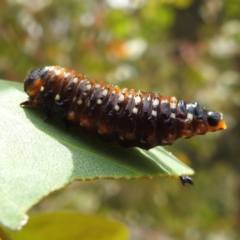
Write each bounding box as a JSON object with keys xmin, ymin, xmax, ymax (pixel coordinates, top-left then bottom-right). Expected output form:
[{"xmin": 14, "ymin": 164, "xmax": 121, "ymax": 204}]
[
  {"xmin": 185, "ymin": 102, "xmax": 227, "ymax": 136},
  {"xmin": 206, "ymin": 110, "xmax": 227, "ymax": 131},
  {"xmin": 21, "ymin": 68, "xmax": 48, "ymax": 107}
]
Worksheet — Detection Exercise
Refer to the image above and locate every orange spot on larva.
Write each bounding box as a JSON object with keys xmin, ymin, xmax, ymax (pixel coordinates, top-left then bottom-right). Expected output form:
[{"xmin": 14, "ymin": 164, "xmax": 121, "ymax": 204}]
[
  {"xmin": 67, "ymin": 111, "xmax": 76, "ymax": 121},
  {"xmin": 27, "ymin": 78, "xmax": 43, "ymax": 96}
]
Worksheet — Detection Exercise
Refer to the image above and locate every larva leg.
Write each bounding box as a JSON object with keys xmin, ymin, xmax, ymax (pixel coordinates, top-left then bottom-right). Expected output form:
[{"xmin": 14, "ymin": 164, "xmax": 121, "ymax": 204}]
[{"xmin": 20, "ymin": 100, "xmax": 34, "ymax": 107}]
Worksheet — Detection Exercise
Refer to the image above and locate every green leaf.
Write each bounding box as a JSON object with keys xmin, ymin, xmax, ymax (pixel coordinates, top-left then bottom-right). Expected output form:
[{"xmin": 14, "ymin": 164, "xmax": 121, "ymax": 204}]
[
  {"xmin": 12, "ymin": 212, "xmax": 129, "ymax": 240},
  {"xmin": 0, "ymin": 79, "xmax": 194, "ymax": 230}
]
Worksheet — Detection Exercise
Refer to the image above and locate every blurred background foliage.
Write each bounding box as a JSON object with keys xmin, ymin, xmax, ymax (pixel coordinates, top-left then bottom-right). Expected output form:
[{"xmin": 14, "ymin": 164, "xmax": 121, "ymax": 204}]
[{"xmin": 1, "ymin": 0, "xmax": 240, "ymax": 239}]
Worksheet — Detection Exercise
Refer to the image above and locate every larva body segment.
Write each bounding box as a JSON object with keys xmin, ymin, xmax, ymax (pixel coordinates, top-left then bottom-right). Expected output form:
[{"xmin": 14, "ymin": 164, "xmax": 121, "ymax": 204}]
[{"xmin": 20, "ymin": 66, "xmax": 227, "ymax": 150}]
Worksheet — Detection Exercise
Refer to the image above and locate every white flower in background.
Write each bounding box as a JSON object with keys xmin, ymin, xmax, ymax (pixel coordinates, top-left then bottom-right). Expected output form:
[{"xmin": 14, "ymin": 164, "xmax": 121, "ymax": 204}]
[{"xmin": 105, "ymin": 0, "xmax": 145, "ymax": 9}]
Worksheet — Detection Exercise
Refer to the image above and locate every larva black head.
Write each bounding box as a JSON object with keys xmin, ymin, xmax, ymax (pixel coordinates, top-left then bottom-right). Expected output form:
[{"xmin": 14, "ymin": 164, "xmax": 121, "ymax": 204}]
[
  {"xmin": 207, "ymin": 111, "xmax": 221, "ymax": 126},
  {"xmin": 205, "ymin": 110, "xmax": 226, "ymax": 132},
  {"xmin": 20, "ymin": 67, "xmax": 49, "ymax": 107}
]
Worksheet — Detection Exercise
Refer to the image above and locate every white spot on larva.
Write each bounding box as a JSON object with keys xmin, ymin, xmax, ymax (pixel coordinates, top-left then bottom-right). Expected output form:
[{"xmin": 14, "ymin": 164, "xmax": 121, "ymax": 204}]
[
  {"xmin": 128, "ymin": 93, "xmax": 133, "ymax": 99},
  {"xmin": 47, "ymin": 66, "xmax": 54, "ymax": 71},
  {"xmin": 114, "ymin": 105, "xmax": 120, "ymax": 111},
  {"xmin": 40, "ymin": 86, "xmax": 44, "ymax": 92},
  {"xmin": 64, "ymin": 72, "xmax": 70, "ymax": 78},
  {"xmin": 140, "ymin": 139, "xmax": 147, "ymax": 143},
  {"xmin": 118, "ymin": 93, "xmax": 125, "ymax": 102},
  {"xmin": 170, "ymin": 113, "xmax": 176, "ymax": 119},
  {"xmin": 170, "ymin": 102, "xmax": 177, "ymax": 109},
  {"xmin": 77, "ymin": 99, "xmax": 83, "ymax": 105},
  {"xmin": 187, "ymin": 112, "xmax": 193, "ymax": 120},
  {"xmin": 80, "ymin": 121, "xmax": 83, "ymax": 126},
  {"xmin": 132, "ymin": 107, "xmax": 138, "ymax": 114},
  {"xmin": 73, "ymin": 97, "xmax": 77, "ymax": 102},
  {"xmin": 119, "ymin": 135, "xmax": 124, "ymax": 140},
  {"xmin": 102, "ymin": 88, "xmax": 108, "ymax": 96},
  {"xmin": 161, "ymin": 99, "xmax": 169, "ymax": 104},
  {"xmin": 86, "ymin": 82, "xmax": 92, "ymax": 91},
  {"xmin": 72, "ymin": 77, "xmax": 78, "ymax": 84},
  {"xmin": 55, "ymin": 69, "xmax": 61, "ymax": 76},
  {"xmin": 55, "ymin": 94, "xmax": 60, "ymax": 101},
  {"xmin": 135, "ymin": 95, "xmax": 141, "ymax": 104},
  {"xmin": 151, "ymin": 110, "xmax": 157, "ymax": 117},
  {"xmin": 111, "ymin": 90, "xmax": 116, "ymax": 95},
  {"xmin": 98, "ymin": 129, "xmax": 103, "ymax": 134},
  {"xmin": 95, "ymin": 84, "xmax": 100, "ymax": 88},
  {"xmin": 152, "ymin": 98, "xmax": 159, "ymax": 106},
  {"xmin": 97, "ymin": 99, "xmax": 102, "ymax": 104},
  {"xmin": 147, "ymin": 95, "xmax": 151, "ymax": 101},
  {"xmin": 170, "ymin": 97, "xmax": 177, "ymax": 109},
  {"xmin": 86, "ymin": 83, "xmax": 92, "ymax": 91}
]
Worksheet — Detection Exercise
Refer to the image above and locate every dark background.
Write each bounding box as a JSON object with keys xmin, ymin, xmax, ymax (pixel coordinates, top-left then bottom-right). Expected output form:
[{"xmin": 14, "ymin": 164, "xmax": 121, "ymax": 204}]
[{"xmin": 1, "ymin": 0, "xmax": 239, "ymax": 239}]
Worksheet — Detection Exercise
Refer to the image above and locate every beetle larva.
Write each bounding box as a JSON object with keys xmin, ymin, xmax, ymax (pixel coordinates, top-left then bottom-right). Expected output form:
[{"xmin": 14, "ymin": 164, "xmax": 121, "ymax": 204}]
[{"xmin": 20, "ymin": 66, "xmax": 227, "ymax": 150}]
